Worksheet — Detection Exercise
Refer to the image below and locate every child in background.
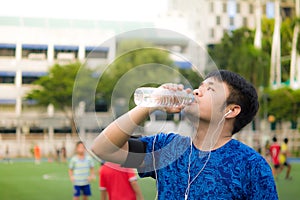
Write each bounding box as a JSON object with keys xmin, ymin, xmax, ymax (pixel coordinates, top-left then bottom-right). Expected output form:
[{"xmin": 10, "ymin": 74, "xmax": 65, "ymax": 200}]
[
  {"xmin": 99, "ymin": 162, "xmax": 144, "ymax": 200},
  {"xmin": 34, "ymin": 144, "xmax": 41, "ymax": 164},
  {"xmin": 69, "ymin": 141, "xmax": 95, "ymax": 200},
  {"xmin": 270, "ymin": 136, "xmax": 281, "ymax": 179},
  {"xmin": 280, "ymin": 138, "xmax": 292, "ymax": 180}
]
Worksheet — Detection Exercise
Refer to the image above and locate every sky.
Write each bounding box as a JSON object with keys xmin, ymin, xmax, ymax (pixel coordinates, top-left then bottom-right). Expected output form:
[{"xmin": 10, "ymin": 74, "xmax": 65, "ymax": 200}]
[{"xmin": 0, "ymin": 0, "xmax": 168, "ymax": 21}]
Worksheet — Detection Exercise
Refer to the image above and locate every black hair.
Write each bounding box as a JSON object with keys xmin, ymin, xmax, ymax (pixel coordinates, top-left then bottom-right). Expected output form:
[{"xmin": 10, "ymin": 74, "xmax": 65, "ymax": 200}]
[
  {"xmin": 272, "ymin": 136, "xmax": 277, "ymax": 142},
  {"xmin": 76, "ymin": 141, "xmax": 83, "ymax": 147},
  {"xmin": 284, "ymin": 138, "xmax": 288, "ymax": 143},
  {"xmin": 205, "ymin": 70, "xmax": 259, "ymax": 134}
]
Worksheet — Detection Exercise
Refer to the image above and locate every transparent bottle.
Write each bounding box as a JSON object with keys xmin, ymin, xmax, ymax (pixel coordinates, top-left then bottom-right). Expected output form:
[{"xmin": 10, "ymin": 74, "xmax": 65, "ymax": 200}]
[{"xmin": 134, "ymin": 87, "xmax": 194, "ymax": 107}]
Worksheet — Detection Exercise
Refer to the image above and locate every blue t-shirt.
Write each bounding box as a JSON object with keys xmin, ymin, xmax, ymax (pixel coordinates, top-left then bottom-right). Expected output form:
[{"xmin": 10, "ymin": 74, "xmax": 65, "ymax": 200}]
[{"xmin": 138, "ymin": 133, "xmax": 278, "ymax": 200}]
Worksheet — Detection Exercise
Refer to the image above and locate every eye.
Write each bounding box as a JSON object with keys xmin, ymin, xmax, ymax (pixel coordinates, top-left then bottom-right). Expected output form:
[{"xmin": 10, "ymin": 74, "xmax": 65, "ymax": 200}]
[{"xmin": 207, "ymin": 87, "xmax": 214, "ymax": 91}]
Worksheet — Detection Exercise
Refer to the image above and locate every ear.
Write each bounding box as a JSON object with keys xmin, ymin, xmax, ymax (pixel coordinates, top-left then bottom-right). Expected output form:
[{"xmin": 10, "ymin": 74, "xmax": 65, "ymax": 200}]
[{"xmin": 225, "ymin": 105, "xmax": 241, "ymax": 118}]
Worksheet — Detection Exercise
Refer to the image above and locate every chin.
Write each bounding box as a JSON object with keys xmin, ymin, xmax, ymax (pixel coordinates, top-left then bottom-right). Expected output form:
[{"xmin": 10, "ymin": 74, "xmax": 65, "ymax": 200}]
[
  {"xmin": 183, "ymin": 106, "xmax": 200, "ymax": 121},
  {"xmin": 184, "ymin": 104, "xmax": 200, "ymax": 114}
]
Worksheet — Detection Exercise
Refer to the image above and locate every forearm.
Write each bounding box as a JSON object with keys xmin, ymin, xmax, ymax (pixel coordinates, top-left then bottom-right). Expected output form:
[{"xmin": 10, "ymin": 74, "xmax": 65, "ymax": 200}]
[
  {"xmin": 131, "ymin": 181, "xmax": 144, "ymax": 200},
  {"xmin": 101, "ymin": 191, "xmax": 108, "ymax": 200},
  {"xmin": 89, "ymin": 168, "xmax": 95, "ymax": 180},
  {"xmin": 68, "ymin": 169, "xmax": 73, "ymax": 177},
  {"xmin": 91, "ymin": 106, "xmax": 152, "ymax": 163},
  {"xmin": 68, "ymin": 169, "xmax": 74, "ymax": 182}
]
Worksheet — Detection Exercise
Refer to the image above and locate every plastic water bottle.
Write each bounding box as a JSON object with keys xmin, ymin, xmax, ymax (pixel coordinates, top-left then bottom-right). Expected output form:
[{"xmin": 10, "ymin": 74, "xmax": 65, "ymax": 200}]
[{"xmin": 134, "ymin": 87, "xmax": 194, "ymax": 107}]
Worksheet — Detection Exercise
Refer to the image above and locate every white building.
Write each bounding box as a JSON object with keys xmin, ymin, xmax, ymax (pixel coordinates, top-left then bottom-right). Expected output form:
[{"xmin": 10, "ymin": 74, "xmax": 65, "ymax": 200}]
[
  {"xmin": 167, "ymin": 0, "xmax": 296, "ymax": 46},
  {"xmin": 0, "ymin": 15, "xmax": 197, "ymax": 157},
  {"xmin": 0, "ymin": 16, "xmax": 195, "ymax": 135}
]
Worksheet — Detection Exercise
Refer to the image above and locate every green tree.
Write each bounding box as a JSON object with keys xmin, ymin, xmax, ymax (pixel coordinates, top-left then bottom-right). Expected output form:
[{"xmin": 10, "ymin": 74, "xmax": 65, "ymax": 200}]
[
  {"xmin": 209, "ymin": 18, "xmax": 298, "ymax": 89},
  {"xmin": 26, "ymin": 62, "xmax": 94, "ymax": 134},
  {"xmin": 261, "ymin": 17, "xmax": 300, "ymax": 82},
  {"xmin": 177, "ymin": 68, "xmax": 202, "ymax": 89},
  {"xmin": 263, "ymin": 87, "xmax": 300, "ymax": 126},
  {"xmin": 209, "ymin": 27, "xmax": 270, "ymax": 88},
  {"xmin": 97, "ymin": 40, "xmax": 178, "ymax": 114}
]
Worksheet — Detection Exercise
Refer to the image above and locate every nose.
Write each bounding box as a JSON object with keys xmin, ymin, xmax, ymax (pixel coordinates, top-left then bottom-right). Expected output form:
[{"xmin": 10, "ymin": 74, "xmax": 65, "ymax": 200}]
[{"xmin": 193, "ymin": 89, "xmax": 201, "ymax": 96}]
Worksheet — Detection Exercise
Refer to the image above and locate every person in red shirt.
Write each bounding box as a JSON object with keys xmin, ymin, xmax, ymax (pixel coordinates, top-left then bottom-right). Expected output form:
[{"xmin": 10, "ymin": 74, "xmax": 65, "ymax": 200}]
[
  {"xmin": 99, "ymin": 162, "xmax": 144, "ymax": 200},
  {"xmin": 269, "ymin": 136, "xmax": 281, "ymax": 179}
]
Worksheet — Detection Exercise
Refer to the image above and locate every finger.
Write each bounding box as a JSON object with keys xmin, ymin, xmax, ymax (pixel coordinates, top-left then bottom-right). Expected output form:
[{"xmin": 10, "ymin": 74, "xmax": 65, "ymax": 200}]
[
  {"xmin": 185, "ymin": 88, "xmax": 192, "ymax": 93},
  {"xmin": 177, "ymin": 84, "xmax": 184, "ymax": 91},
  {"xmin": 161, "ymin": 83, "xmax": 184, "ymax": 91}
]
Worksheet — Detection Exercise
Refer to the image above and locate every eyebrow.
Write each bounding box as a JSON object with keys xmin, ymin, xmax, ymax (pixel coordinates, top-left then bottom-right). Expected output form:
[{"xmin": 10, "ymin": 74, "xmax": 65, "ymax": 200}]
[{"xmin": 201, "ymin": 81, "xmax": 215, "ymax": 86}]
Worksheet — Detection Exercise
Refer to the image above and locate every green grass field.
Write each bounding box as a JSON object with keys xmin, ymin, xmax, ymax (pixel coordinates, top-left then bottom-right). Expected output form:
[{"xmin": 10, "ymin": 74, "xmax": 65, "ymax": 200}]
[{"xmin": 0, "ymin": 160, "xmax": 299, "ymax": 200}]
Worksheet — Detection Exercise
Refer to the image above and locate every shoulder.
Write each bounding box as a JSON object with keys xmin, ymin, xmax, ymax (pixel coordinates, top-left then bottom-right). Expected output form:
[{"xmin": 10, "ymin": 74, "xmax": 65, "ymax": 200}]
[
  {"xmin": 85, "ymin": 155, "xmax": 95, "ymax": 164},
  {"xmin": 281, "ymin": 143, "xmax": 287, "ymax": 150},
  {"xmin": 228, "ymin": 139, "xmax": 259, "ymax": 154},
  {"xmin": 69, "ymin": 156, "xmax": 78, "ymax": 168},
  {"xmin": 219, "ymin": 139, "xmax": 268, "ymax": 167},
  {"xmin": 140, "ymin": 133, "xmax": 188, "ymax": 146},
  {"xmin": 69, "ymin": 155, "xmax": 77, "ymax": 162}
]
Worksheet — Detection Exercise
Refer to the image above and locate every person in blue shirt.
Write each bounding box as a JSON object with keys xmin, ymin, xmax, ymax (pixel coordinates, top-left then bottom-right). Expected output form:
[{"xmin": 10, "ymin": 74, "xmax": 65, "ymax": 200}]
[
  {"xmin": 69, "ymin": 141, "xmax": 95, "ymax": 200},
  {"xmin": 92, "ymin": 70, "xmax": 278, "ymax": 199}
]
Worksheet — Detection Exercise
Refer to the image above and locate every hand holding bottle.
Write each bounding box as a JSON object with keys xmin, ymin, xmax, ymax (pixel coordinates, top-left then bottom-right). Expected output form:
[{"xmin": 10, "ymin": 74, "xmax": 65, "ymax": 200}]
[{"xmin": 134, "ymin": 83, "xmax": 193, "ymax": 112}]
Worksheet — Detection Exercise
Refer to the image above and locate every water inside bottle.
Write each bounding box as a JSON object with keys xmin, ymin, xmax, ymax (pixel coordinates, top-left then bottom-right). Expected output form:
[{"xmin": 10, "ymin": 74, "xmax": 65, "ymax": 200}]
[
  {"xmin": 134, "ymin": 88, "xmax": 158, "ymax": 107},
  {"xmin": 134, "ymin": 87, "xmax": 194, "ymax": 107}
]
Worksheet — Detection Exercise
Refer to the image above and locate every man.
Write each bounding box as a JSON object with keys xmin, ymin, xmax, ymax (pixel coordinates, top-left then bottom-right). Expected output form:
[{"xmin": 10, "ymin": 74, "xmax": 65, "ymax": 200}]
[
  {"xmin": 280, "ymin": 137, "xmax": 292, "ymax": 180},
  {"xmin": 270, "ymin": 136, "xmax": 281, "ymax": 179},
  {"xmin": 92, "ymin": 70, "xmax": 278, "ymax": 199}
]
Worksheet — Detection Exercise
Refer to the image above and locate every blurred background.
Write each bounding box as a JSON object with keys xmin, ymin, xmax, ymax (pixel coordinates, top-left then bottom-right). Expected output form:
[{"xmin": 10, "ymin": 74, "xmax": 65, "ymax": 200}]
[{"xmin": 0, "ymin": 0, "xmax": 299, "ymax": 199}]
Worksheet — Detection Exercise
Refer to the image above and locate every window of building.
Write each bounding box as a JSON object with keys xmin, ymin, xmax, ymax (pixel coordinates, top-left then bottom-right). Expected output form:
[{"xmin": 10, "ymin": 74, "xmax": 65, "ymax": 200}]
[
  {"xmin": 249, "ymin": 4, "xmax": 254, "ymax": 14},
  {"xmin": 29, "ymin": 127, "xmax": 45, "ymax": 134},
  {"xmin": 85, "ymin": 46, "xmax": 109, "ymax": 59},
  {"xmin": 95, "ymin": 99, "xmax": 108, "ymax": 112},
  {"xmin": 236, "ymin": 3, "xmax": 240, "ymax": 13},
  {"xmin": 243, "ymin": 17, "xmax": 248, "ymax": 27},
  {"xmin": 282, "ymin": 7, "xmax": 292, "ymax": 18},
  {"xmin": 0, "ymin": 126, "xmax": 16, "ymax": 134},
  {"xmin": 0, "ymin": 76, "xmax": 14, "ymax": 84},
  {"xmin": 22, "ymin": 72, "xmax": 46, "ymax": 84},
  {"xmin": 216, "ymin": 16, "xmax": 221, "ymax": 25},
  {"xmin": 223, "ymin": 2, "xmax": 227, "ymax": 13},
  {"xmin": 0, "ymin": 71, "xmax": 15, "ymax": 84},
  {"xmin": 0, "ymin": 103, "xmax": 15, "ymax": 109},
  {"xmin": 210, "ymin": 28, "xmax": 215, "ymax": 38},
  {"xmin": 229, "ymin": 17, "xmax": 235, "ymax": 26},
  {"xmin": 22, "ymin": 76, "xmax": 39, "ymax": 84},
  {"xmin": 210, "ymin": 2, "xmax": 214, "ymax": 12},
  {"xmin": 22, "ymin": 44, "xmax": 47, "ymax": 59},
  {"xmin": 54, "ymin": 45, "xmax": 78, "ymax": 60},
  {"xmin": 0, "ymin": 43, "xmax": 16, "ymax": 57},
  {"xmin": 54, "ymin": 127, "xmax": 72, "ymax": 134}
]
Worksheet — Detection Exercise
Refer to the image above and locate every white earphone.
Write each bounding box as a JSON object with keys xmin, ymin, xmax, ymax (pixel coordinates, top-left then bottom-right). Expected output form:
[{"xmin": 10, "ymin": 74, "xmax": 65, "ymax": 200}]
[{"xmin": 224, "ymin": 110, "xmax": 233, "ymax": 117}]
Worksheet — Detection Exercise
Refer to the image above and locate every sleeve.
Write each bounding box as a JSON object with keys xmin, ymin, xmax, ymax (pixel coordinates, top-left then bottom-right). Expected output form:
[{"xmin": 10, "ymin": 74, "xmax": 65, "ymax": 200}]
[
  {"xmin": 88, "ymin": 156, "xmax": 95, "ymax": 168},
  {"xmin": 137, "ymin": 133, "xmax": 188, "ymax": 178},
  {"xmin": 245, "ymin": 157, "xmax": 279, "ymax": 200},
  {"xmin": 127, "ymin": 169, "xmax": 138, "ymax": 182}
]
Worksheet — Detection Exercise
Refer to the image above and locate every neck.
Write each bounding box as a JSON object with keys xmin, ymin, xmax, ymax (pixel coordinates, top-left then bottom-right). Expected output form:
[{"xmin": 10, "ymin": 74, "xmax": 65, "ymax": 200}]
[
  {"xmin": 192, "ymin": 120, "xmax": 232, "ymax": 151},
  {"xmin": 77, "ymin": 153, "xmax": 85, "ymax": 158}
]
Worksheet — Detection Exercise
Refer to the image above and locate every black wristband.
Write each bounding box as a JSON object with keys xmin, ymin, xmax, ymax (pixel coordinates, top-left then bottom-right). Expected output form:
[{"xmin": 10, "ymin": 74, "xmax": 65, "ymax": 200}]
[{"xmin": 122, "ymin": 138, "xmax": 146, "ymax": 168}]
